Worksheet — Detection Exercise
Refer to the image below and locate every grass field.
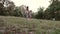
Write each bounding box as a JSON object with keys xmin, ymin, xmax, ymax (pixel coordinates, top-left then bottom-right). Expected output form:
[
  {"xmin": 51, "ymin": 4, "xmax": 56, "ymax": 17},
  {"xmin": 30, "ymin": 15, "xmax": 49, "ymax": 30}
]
[{"xmin": 0, "ymin": 16, "xmax": 60, "ymax": 34}]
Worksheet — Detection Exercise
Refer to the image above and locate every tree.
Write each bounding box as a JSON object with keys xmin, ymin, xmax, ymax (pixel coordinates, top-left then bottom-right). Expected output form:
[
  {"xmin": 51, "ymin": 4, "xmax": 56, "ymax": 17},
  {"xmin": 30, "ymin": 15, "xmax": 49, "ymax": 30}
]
[
  {"xmin": 35, "ymin": 7, "xmax": 44, "ymax": 19},
  {"xmin": 45, "ymin": 0, "xmax": 60, "ymax": 20},
  {"xmin": 0, "ymin": 0, "xmax": 15, "ymax": 16},
  {"xmin": 0, "ymin": 0, "xmax": 5, "ymax": 15},
  {"xmin": 4, "ymin": 1, "xmax": 15, "ymax": 16},
  {"xmin": 14, "ymin": 7, "xmax": 23, "ymax": 17}
]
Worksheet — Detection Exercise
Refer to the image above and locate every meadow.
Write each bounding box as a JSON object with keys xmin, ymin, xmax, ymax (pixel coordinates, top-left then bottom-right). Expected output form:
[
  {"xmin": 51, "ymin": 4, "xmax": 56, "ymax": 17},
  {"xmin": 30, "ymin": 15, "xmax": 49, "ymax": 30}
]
[{"xmin": 0, "ymin": 16, "xmax": 60, "ymax": 34}]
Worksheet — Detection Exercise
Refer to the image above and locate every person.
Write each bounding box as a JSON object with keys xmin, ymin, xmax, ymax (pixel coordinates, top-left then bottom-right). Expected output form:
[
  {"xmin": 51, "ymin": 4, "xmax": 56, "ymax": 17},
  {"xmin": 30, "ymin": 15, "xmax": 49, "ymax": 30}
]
[
  {"xmin": 25, "ymin": 6, "xmax": 29, "ymax": 18},
  {"xmin": 29, "ymin": 10, "xmax": 32, "ymax": 18}
]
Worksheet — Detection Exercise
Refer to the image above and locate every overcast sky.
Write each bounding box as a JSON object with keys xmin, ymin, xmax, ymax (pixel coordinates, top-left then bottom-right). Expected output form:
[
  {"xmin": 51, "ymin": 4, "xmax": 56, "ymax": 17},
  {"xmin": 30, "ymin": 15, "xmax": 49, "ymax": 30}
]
[{"xmin": 11, "ymin": 0, "xmax": 51, "ymax": 12}]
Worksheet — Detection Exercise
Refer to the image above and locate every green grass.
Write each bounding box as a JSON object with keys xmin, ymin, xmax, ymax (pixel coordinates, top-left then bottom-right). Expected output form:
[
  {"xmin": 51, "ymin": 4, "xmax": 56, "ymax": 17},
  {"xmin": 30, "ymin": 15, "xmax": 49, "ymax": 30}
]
[{"xmin": 0, "ymin": 16, "xmax": 60, "ymax": 34}]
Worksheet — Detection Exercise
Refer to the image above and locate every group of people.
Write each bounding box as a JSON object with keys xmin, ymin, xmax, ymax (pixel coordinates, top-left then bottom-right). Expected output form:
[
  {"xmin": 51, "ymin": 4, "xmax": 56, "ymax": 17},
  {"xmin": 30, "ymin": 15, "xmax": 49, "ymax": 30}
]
[
  {"xmin": 23, "ymin": 6, "xmax": 32, "ymax": 18},
  {"xmin": 20, "ymin": 5, "xmax": 32, "ymax": 18}
]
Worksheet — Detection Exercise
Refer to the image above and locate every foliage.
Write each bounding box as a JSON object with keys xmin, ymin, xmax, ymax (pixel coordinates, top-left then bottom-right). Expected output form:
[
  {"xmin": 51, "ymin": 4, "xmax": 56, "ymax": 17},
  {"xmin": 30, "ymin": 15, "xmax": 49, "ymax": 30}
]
[
  {"xmin": 35, "ymin": 7, "xmax": 44, "ymax": 19},
  {"xmin": 14, "ymin": 7, "xmax": 23, "ymax": 17},
  {"xmin": 34, "ymin": 0, "xmax": 60, "ymax": 20},
  {"xmin": 0, "ymin": 0, "xmax": 23, "ymax": 17},
  {"xmin": 44, "ymin": 0, "xmax": 60, "ymax": 20}
]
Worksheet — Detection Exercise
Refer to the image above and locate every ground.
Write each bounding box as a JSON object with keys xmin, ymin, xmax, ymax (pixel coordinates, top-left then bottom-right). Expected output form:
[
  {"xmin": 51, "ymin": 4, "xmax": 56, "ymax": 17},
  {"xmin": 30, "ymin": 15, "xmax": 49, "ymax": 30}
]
[{"xmin": 0, "ymin": 16, "xmax": 60, "ymax": 34}]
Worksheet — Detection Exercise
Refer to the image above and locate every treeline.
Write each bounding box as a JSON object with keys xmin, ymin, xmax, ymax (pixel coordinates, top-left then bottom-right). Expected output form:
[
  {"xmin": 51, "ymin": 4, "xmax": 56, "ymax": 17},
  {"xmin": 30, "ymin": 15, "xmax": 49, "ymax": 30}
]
[
  {"xmin": 0, "ymin": 0, "xmax": 60, "ymax": 20},
  {"xmin": 35, "ymin": 0, "xmax": 60, "ymax": 20},
  {"xmin": 0, "ymin": 0, "xmax": 22, "ymax": 17}
]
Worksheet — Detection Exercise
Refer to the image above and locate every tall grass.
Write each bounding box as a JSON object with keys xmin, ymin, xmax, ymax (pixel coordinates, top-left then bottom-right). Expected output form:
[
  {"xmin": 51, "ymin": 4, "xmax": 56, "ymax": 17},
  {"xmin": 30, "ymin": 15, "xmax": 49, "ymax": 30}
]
[{"xmin": 0, "ymin": 16, "xmax": 60, "ymax": 34}]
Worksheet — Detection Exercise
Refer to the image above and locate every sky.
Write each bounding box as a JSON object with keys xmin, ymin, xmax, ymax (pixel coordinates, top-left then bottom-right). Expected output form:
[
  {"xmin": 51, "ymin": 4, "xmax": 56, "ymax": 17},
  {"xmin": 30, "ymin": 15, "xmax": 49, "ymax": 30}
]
[{"xmin": 11, "ymin": 0, "xmax": 51, "ymax": 12}]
